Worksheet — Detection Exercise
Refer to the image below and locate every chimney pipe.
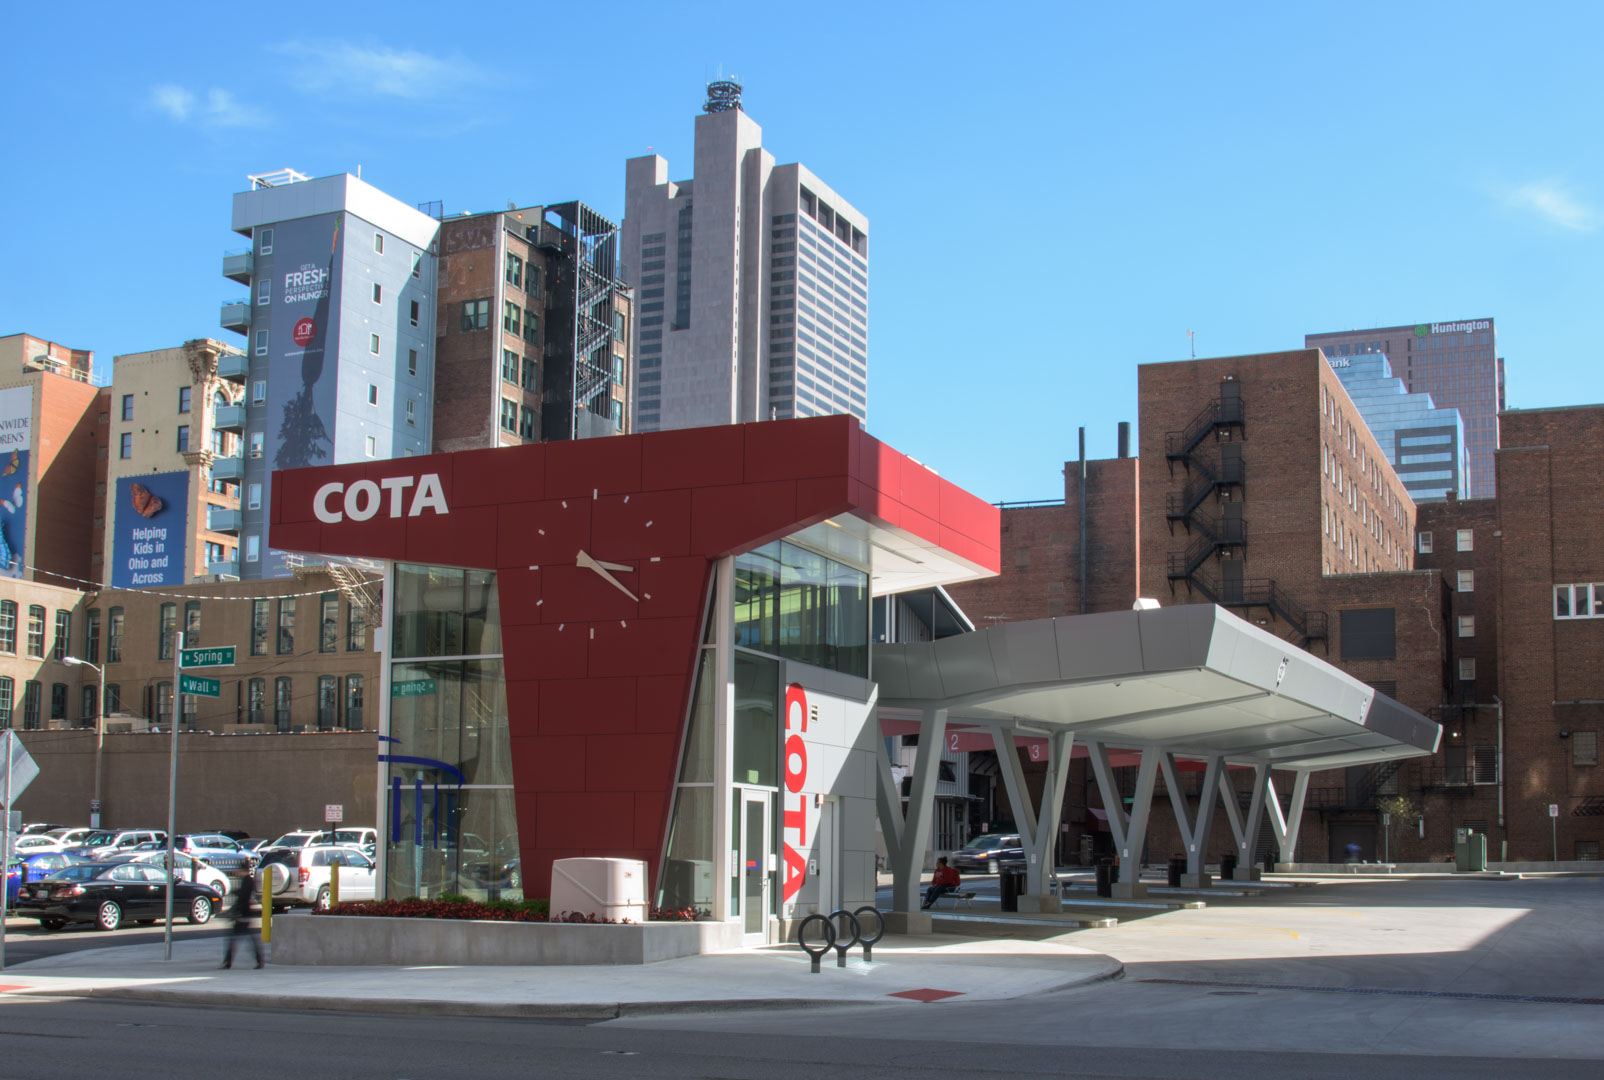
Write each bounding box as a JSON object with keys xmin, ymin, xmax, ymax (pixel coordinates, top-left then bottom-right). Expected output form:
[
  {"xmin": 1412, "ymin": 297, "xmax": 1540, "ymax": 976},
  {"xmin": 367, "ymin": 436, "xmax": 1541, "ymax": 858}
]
[{"xmin": 1117, "ymin": 421, "xmax": 1130, "ymax": 459}]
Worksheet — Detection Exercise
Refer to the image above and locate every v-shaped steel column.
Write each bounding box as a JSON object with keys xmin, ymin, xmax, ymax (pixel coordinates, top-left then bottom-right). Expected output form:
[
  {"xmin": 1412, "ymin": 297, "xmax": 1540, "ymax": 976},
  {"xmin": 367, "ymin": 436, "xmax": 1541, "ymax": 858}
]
[
  {"xmin": 1265, "ymin": 770, "xmax": 1310, "ymax": 866},
  {"xmin": 1218, "ymin": 763, "xmax": 1270, "ymax": 879},
  {"xmin": 1086, "ymin": 739, "xmax": 1159, "ymax": 898},
  {"xmin": 1158, "ymin": 752, "xmax": 1225, "ymax": 882},
  {"xmin": 991, "ymin": 727, "xmax": 1074, "ymax": 903},
  {"xmin": 875, "ymin": 707, "xmax": 948, "ymax": 914}
]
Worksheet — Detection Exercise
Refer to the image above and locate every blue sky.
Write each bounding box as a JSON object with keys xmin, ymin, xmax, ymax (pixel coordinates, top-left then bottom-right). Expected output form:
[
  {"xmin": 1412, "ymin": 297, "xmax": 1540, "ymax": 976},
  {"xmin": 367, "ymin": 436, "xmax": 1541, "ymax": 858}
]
[{"xmin": 5, "ymin": 2, "xmax": 1601, "ymax": 503}]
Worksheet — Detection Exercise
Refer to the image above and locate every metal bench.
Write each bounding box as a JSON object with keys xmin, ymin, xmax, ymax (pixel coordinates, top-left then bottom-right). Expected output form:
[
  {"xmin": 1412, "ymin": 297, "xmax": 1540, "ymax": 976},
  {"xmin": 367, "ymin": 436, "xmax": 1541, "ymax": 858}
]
[{"xmin": 929, "ymin": 890, "xmax": 976, "ymax": 909}]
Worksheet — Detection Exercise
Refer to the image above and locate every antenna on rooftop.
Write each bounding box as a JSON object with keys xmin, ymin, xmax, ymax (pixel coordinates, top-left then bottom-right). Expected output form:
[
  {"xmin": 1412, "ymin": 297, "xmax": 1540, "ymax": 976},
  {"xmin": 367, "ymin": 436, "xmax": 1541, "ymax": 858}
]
[{"xmin": 704, "ymin": 75, "xmax": 743, "ymax": 114}]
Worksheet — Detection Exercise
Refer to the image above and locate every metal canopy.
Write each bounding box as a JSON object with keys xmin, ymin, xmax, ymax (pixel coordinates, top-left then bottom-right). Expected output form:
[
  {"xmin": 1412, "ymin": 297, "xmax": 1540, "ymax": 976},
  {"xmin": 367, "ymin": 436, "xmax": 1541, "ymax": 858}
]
[{"xmin": 873, "ymin": 604, "xmax": 1441, "ymax": 769}]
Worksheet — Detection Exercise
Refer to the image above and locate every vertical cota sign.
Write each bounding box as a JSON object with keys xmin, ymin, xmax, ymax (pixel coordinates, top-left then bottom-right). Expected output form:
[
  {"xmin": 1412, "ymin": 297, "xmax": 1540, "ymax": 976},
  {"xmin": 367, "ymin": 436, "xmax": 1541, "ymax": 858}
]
[{"xmin": 781, "ymin": 682, "xmax": 811, "ymax": 902}]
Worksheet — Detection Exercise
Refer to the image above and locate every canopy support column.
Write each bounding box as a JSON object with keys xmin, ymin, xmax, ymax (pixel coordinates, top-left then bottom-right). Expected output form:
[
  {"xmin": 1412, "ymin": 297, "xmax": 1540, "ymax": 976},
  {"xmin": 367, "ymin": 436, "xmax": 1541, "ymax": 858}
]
[
  {"xmin": 1087, "ymin": 740, "xmax": 1158, "ymax": 898},
  {"xmin": 992, "ymin": 727, "xmax": 1073, "ymax": 911},
  {"xmin": 877, "ymin": 707, "xmax": 948, "ymax": 926},
  {"xmin": 1159, "ymin": 752, "xmax": 1225, "ymax": 887},
  {"xmin": 1218, "ymin": 763, "xmax": 1270, "ymax": 881},
  {"xmin": 1266, "ymin": 770, "xmax": 1310, "ymax": 868}
]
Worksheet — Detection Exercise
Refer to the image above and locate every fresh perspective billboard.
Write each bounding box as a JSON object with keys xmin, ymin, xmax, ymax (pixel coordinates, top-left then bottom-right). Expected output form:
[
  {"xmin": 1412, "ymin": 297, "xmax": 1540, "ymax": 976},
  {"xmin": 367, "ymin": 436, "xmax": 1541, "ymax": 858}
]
[
  {"xmin": 111, "ymin": 470, "xmax": 190, "ymax": 587},
  {"xmin": 0, "ymin": 386, "xmax": 32, "ymax": 578}
]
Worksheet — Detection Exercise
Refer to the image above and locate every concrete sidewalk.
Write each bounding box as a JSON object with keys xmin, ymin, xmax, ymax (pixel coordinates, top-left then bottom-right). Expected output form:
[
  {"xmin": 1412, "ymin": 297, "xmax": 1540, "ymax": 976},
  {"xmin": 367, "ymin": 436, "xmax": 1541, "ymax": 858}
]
[{"xmin": 0, "ymin": 933, "xmax": 1121, "ymax": 1019}]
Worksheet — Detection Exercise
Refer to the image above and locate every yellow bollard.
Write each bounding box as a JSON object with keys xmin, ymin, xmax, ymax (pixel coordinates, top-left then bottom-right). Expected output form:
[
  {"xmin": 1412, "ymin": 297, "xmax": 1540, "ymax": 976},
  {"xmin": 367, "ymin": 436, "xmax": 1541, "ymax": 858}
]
[
  {"xmin": 259, "ymin": 868, "xmax": 272, "ymax": 944},
  {"xmin": 329, "ymin": 859, "xmax": 341, "ymax": 908}
]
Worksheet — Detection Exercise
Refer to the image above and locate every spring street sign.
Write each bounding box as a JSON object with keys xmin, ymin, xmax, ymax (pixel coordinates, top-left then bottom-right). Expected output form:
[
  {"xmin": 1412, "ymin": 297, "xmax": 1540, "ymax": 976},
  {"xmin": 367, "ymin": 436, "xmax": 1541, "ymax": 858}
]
[
  {"xmin": 391, "ymin": 679, "xmax": 437, "ymax": 698},
  {"xmin": 180, "ymin": 646, "xmax": 235, "ymax": 668},
  {"xmin": 179, "ymin": 675, "xmax": 221, "ymax": 698}
]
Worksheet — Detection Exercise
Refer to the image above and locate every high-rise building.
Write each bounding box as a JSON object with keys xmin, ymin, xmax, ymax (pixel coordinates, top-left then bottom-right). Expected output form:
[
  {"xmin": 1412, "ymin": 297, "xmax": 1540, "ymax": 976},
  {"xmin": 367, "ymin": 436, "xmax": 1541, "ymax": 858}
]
[
  {"xmin": 103, "ymin": 340, "xmax": 246, "ymax": 585},
  {"xmin": 222, "ymin": 169, "xmax": 440, "ymax": 577},
  {"xmin": 623, "ymin": 82, "xmax": 869, "ymax": 432},
  {"xmin": 1306, "ymin": 319, "xmax": 1504, "ymax": 498},
  {"xmin": 1320, "ymin": 351, "xmax": 1469, "ymax": 502},
  {"xmin": 432, "ymin": 202, "xmax": 630, "ymax": 452}
]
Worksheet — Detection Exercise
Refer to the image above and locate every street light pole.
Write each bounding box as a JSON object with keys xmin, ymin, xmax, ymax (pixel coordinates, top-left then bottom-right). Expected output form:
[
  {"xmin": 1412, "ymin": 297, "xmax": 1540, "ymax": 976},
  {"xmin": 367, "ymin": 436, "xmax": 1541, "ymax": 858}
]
[{"xmin": 64, "ymin": 656, "xmax": 106, "ymax": 828}]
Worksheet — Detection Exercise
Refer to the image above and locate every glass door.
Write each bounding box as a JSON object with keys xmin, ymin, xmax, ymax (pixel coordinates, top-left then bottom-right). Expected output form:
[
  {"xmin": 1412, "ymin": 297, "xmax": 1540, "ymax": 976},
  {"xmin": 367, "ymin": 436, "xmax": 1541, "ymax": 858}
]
[{"xmin": 739, "ymin": 789, "xmax": 772, "ymax": 941}]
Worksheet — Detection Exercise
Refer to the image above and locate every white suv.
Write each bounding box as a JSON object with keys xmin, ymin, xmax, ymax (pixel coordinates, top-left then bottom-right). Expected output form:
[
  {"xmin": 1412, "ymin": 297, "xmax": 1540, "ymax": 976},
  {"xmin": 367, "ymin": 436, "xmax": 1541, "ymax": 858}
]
[{"xmin": 261, "ymin": 845, "xmax": 376, "ymax": 910}]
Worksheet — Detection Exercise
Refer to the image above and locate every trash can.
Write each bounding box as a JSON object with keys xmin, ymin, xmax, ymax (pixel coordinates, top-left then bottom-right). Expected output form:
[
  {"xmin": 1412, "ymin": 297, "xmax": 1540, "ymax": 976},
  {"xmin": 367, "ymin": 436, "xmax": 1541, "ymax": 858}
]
[
  {"xmin": 1263, "ymin": 853, "xmax": 1276, "ymax": 875},
  {"xmin": 1095, "ymin": 858, "xmax": 1113, "ymax": 898},
  {"xmin": 999, "ymin": 870, "xmax": 1024, "ymax": 911},
  {"xmin": 1168, "ymin": 855, "xmax": 1185, "ymax": 888},
  {"xmin": 1221, "ymin": 853, "xmax": 1238, "ymax": 881}
]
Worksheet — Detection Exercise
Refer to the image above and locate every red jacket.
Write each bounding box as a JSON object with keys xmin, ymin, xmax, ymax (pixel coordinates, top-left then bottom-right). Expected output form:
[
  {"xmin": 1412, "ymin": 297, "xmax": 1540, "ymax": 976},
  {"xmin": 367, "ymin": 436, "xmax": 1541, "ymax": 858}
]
[{"xmin": 932, "ymin": 865, "xmax": 960, "ymax": 888}]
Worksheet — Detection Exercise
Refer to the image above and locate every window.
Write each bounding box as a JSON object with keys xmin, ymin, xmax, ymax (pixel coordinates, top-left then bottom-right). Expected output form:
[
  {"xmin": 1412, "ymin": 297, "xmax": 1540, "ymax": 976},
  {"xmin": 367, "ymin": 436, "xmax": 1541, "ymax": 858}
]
[
  {"xmin": 320, "ymin": 593, "xmax": 338, "ymax": 653},
  {"xmin": 247, "ymin": 483, "xmax": 262, "ymax": 510},
  {"xmin": 22, "ymin": 681, "xmax": 41, "ymax": 729},
  {"xmin": 1457, "ymin": 570, "xmax": 1474, "ymax": 592},
  {"xmin": 347, "ymin": 602, "xmax": 367, "ymax": 651},
  {"xmin": 1474, "ymin": 744, "xmax": 1499, "ymax": 784},
  {"xmin": 277, "ymin": 598, "xmax": 295, "ymax": 654},
  {"xmin": 365, "ymin": 435, "xmax": 377, "ymax": 458},
  {"xmin": 409, "ymin": 300, "xmax": 420, "ymax": 327},
  {"xmin": 248, "ymin": 678, "xmax": 266, "ymax": 725},
  {"xmin": 81, "ymin": 685, "xmax": 95, "ymax": 725},
  {"xmin": 250, "ymin": 599, "xmax": 269, "ymax": 655},
  {"xmin": 369, "ymin": 333, "xmax": 380, "ymax": 355},
  {"xmin": 519, "ymin": 406, "xmax": 535, "ymax": 439},
  {"xmin": 500, "ymin": 398, "xmax": 518, "ymax": 434},
  {"xmin": 345, "ymin": 675, "xmax": 364, "ymax": 730},
  {"xmin": 1457, "ymin": 529, "xmax": 1474, "ymax": 552},
  {"xmin": 50, "ymin": 682, "xmax": 65, "ymax": 722},
  {"xmin": 178, "ymin": 387, "xmax": 191, "ymax": 414},
  {"xmin": 119, "ymin": 432, "xmax": 132, "ymax": 459},
  {"xmin": 176, "ymin": 425, "xmax": 189, "ymax": 452},
  {"xmin": 85, "ymin": 608, "xmax": 99, "ymax": 663},
  {"xmin": 121, "ymin": 394, "xmax": 134, "ymax": 421},
  {"xmin": 1564, "ymin": 728, "xmax": 1600, "ymax": 767},
  {"xmin": 252, "ymin": 380, "xmax": 266, "ymax": 405},
  {"xmin": 408, "ymin": 349, "xmax": 418, "ymax": 377},
  {"xmin": 51, "ymin": 610, "xmax": 69, "ymax": 661},
  {"xmin": 373, "ymin": 232, "xmax": 384, "ymax": 254},
  {"xmin": 0, "ymin": 677, "xmax": 9, "ymax": 729},
  {"xmin": 461, "ymin": 298, "xmax": 491, "ymax": 331},
  {"xmin": 318, "ymin": 675, "xmax": 339, "ymax": 730},
  {"xmin": 524, "ymin": 309, "xmax": 538, "ymax": 344},
  {"xmin": 184, "ymin": 601, "xmax": 201, "ymax": 646},
  {"xmin": 1554, "ymin": 583, "xmax": 1604, "ymax": 619},
  {"xmin": 27, "ymin": 605, "xmax": 45, "ymax": 658},
  {"xmin": 506, "ymin": 253, "xmax": 522, "ymax": 288},
  {"xmin": 501, "ymin": 349, "xmax": 519, "ymax": 383},
  {"xmin": 406, "ymin": 399, "xmax": 416, "ymax": 426},
  {"xmin": 372, "ymin": 282, "xmax": 382, "ymax": 304},
  {"xmin": 255, "ymin": 329, "xmax": 268, "ymax": 356},
  {"xmin": 246, "ymin": 535, "xmax": 260, "ymax": 562},
  {"xmin": 274, "ymin": 677, "xmax": 293, "ymax": 732},
  {"xmin": 158, "ymin": 603, "xmax": 176, "ymax": 659},
  {"xmin": 249, "ymin": 433, "xmax": 264, "ymax": 458},
  {"xmin": 0, "ymin": 601, "xmax": 13, "ymax": 653},
  {"xmin": 258, "ymin": 227, "xmax": 273, "ymax": 254},
  {"xmin": 1340, "ymin": 608, "xmax": 1396, "ymax": 660},
  {"xmin": 527, "ymin": 265, "xmax": 541, "ymax": 298},
  {"xmin": 1459, "ymin": 657, "xmax": 1476, "ymax": 680},
  {"xmin": 368, "ymin": 384, "xmax": 379, "ymax": 406},
  {"xmin": 522, "ymin": 358, "xmax": 537, "ymax": 391},
  {"xmin": 1418, "ymin": 531, "xmax": 1433, "ymax": 554},
  {"xmin": 503, "ymin": 301, "xmax": 521, "ymax": 336},
  {"xmin": 104, "ymin": 684, "xmax": 119, "ymax": 716},
  {"xmin": 411, "ymin": 251, "xmax": 422, "ymax": 278},
  {"xmin": 107, "ymin": 607, "xmax": 123, "ymax": 662},
  {"xmin": 1458, "ymin": 615, "xmax": 1475, "ymax": 637},
  {"xmin": 257, "ymin": 278, "xmax": 270, "ymax": 306}
]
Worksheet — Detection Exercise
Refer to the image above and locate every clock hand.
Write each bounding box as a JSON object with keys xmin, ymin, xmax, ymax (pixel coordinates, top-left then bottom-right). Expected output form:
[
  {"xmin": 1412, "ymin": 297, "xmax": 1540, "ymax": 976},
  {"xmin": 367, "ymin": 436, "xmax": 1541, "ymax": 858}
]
[
  {"xmin": 592, "ymin": 557, "xmax": 634, "ymax": 573},
  {"xmin": 576, "ymin": 550, "xmax": 640, "ymax": 602}
]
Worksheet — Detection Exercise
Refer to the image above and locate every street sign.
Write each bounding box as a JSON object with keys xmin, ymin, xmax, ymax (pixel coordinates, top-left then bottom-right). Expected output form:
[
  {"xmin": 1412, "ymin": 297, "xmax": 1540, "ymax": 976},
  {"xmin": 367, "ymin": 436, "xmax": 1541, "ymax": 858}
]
[
  {"xmin": 180, "ymin": 646, "xmax": 235, "ymax": 668},
  {"xmin": 391, "ymin": 679, "xmax": 437, "ymax": 698},
  {"xmin": 1, "ymin": 731, "xmax": 38, "ymax": 799},
  {"xmin": 1549, "ymin": 804, "xmax": 1560, "ymax": 818},
  {"xmin": 179, "ymin": 675, "xmax": 221, "ymax": 698},
  {"xmin": 325, "ymin": 804, "xmax": 344, "ymax": 823}
]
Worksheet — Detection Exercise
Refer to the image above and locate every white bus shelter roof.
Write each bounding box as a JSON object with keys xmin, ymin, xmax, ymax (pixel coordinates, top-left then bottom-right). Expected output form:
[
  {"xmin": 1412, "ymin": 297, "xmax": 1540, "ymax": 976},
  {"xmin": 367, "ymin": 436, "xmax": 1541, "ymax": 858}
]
[{"xmin": 873, "ymin": 604, "xmax": 1440, "ymax": 770}]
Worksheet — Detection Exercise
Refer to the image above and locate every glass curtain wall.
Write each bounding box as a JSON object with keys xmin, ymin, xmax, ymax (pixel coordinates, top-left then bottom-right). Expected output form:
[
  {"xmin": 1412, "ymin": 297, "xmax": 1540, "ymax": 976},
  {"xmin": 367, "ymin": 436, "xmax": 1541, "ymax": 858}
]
[{"xmin": 385, "ymin": 564, "xmax": 519, "ymax": 900}]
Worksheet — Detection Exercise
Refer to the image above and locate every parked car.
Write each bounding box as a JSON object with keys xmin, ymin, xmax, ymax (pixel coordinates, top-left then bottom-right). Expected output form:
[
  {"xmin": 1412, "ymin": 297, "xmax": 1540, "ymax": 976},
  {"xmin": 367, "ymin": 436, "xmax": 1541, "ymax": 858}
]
[
  {"xmin": 4, "ymin": 856, "xmax": 22, "ymax": 905},
  {"xmin": 306, "ymin": 828, "xmax": 378, "ymax": 853},
  {"xmin": 260, "ymin": 830, "xmax": 328, "ymax": 853},
  {"xmin": 67, "ymin": 829, "xmax": 167, "ymax": 861},
  {"xmin": 16, "ymin": 863, "xmax": 220, "ymax": 931},
  {"xmin": 239, "ymin": 838, "xmax": 272, "ymax": 856},
  {"xmin": 47, "ymin": 827, "xmax": 101, "ymax": 847},
  {"xmin": 17, "ymin": 849, "xmax": 94, "ymax": 882},
  {"xmin": 21, "ymin": 822, "xmax": 66, "ymax": 835},
  {"xmin": 173, "ymin": 834, "xmax": 257, "ymax": 875},
  {"xmin": 259, "ymin": 845, "xmax": 376, "ymax": 910},
  {"xmin": 10, "ymin": 834, "xmax": 65, "ymax": 854},
  {"xmin": 949, "ymin": 833, "xmax": 1025, "ymax": 874},
  {"xmin": 116, "ymin": 851, "xmax": 232, "ymax": 896}
]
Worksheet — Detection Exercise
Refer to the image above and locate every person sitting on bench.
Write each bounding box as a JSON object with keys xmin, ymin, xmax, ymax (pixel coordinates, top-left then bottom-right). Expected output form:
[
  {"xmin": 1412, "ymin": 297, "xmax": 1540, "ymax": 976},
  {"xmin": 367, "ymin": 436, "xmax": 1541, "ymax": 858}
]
[{"xmin": 922, "ymin": 857, "xmax": 962, "ymax": 909}]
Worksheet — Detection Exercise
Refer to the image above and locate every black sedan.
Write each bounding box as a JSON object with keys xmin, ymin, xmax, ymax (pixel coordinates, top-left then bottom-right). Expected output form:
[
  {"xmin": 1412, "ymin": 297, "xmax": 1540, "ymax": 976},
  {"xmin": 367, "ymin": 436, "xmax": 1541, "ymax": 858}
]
[
  {"xmin": 16, "ymin": 862, "xmax": 220, "ymax": 931},
  {"xmin": 949, "ymin": 833, "xmax": 1025, "ymax": 874}
]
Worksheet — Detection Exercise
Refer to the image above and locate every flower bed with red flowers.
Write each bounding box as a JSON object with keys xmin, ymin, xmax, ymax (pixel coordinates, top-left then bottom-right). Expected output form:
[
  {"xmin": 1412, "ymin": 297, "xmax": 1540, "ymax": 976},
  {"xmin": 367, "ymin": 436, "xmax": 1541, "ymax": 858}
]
[{"xmin": 317, "ymin": 893, "xmax": 704, "ymax": 923}]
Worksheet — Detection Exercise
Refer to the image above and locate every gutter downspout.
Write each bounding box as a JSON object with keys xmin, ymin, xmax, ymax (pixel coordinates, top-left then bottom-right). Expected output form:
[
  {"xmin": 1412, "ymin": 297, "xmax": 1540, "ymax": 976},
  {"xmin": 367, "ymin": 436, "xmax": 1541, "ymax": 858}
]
[{"xmin": 1495, "ymin": 694, "xmax": 1504, "ymax": 834}]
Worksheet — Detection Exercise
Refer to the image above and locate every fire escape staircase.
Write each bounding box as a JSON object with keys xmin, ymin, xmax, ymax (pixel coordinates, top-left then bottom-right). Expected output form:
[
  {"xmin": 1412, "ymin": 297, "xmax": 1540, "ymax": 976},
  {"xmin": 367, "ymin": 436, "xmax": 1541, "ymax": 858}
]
[{"xmin": 1164, "ymin": 393, "xmax": 1328, "ymax": 650}]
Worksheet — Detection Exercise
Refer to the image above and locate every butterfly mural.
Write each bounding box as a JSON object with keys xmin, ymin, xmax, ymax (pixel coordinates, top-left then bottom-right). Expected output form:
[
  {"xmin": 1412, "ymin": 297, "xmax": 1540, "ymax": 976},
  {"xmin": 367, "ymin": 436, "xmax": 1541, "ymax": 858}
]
[{"xmin": 130, "ymin": 482, "xmax": 165, "ymax": 518}]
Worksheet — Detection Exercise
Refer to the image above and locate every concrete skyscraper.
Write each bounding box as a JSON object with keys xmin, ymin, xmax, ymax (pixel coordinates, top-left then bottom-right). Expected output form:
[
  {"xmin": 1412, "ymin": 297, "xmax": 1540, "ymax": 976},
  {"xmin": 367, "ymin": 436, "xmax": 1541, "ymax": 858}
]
[{"xmin": 623, "ymin": 82, "xmax": 868, "ymax": 432}]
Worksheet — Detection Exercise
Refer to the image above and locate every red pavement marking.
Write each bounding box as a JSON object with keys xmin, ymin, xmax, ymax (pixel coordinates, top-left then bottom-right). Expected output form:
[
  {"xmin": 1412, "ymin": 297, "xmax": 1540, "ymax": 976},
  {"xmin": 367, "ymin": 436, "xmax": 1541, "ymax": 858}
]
[
  {"xmin": 887, "ymin": 988, "xmax": 965, "ymax": 1002},
  {"xmin": 0, "ymin": 985, "xmax": 32, "ymax": 993}
]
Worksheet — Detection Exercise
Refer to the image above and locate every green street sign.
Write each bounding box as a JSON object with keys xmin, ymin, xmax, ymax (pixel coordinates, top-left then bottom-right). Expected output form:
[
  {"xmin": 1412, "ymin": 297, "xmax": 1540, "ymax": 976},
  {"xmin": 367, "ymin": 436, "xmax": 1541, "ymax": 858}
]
[
  {"xmin": 180, "ymin": 646, "xmax": 235, "ymax": 668},
  {"xmin": 391, "ymin": 679, "xmax": 437, "ymax": 698},
  {"xmin": 179, "ymin": 674, "xmax": 221, "ymax": 698}
]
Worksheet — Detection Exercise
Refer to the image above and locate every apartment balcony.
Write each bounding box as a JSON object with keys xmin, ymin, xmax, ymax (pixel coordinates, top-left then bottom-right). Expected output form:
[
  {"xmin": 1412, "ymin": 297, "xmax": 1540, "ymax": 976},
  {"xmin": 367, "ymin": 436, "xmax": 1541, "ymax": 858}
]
[
  {"xmin": 220, "ymin": 300, "xmax": 251, "ymax": 334},
  {"xmin": 213, "ymin": 404, "xmax": 246, "ymax": 431},
  {"xmin": 222, "ymin": 250, "xmax": 254, "ymax": 284},
  {"xmin": 210, "ymin": 454, "xmax": 244, "ymax": 483},
  {"xmin": 206, "ymin": 559, "xmax": 240, "ymax": 579},
  {"xmin": 216, "ymin": 352, "xmax": 249, "ymax": 381},
  {"xmin": 207, "ymin": 508, "xmax": 242, "ymax": 534}
]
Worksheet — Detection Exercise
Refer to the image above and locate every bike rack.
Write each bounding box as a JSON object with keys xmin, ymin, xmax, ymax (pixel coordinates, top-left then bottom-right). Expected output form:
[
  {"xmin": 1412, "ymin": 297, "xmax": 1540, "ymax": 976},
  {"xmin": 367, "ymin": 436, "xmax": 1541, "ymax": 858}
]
[{"xmin": 796, "ymin": 906, "xmax": 885, "ymax": 972}]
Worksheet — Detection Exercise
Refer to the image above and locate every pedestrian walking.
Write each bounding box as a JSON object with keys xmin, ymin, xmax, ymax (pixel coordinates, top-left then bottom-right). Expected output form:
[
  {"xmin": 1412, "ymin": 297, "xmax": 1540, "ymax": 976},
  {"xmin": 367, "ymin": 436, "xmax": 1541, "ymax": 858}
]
[{"xmin": 221, "ymin": 868, "xmax": 264, "ymax": 969}]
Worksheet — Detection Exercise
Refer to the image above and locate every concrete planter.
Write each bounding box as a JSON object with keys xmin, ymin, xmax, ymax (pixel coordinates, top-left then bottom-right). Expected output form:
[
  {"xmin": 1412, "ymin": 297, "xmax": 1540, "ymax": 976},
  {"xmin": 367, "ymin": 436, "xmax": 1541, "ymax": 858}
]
[{"xmin": 270, "ymin": 913, "xmax": 743, "ymax": 966}]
